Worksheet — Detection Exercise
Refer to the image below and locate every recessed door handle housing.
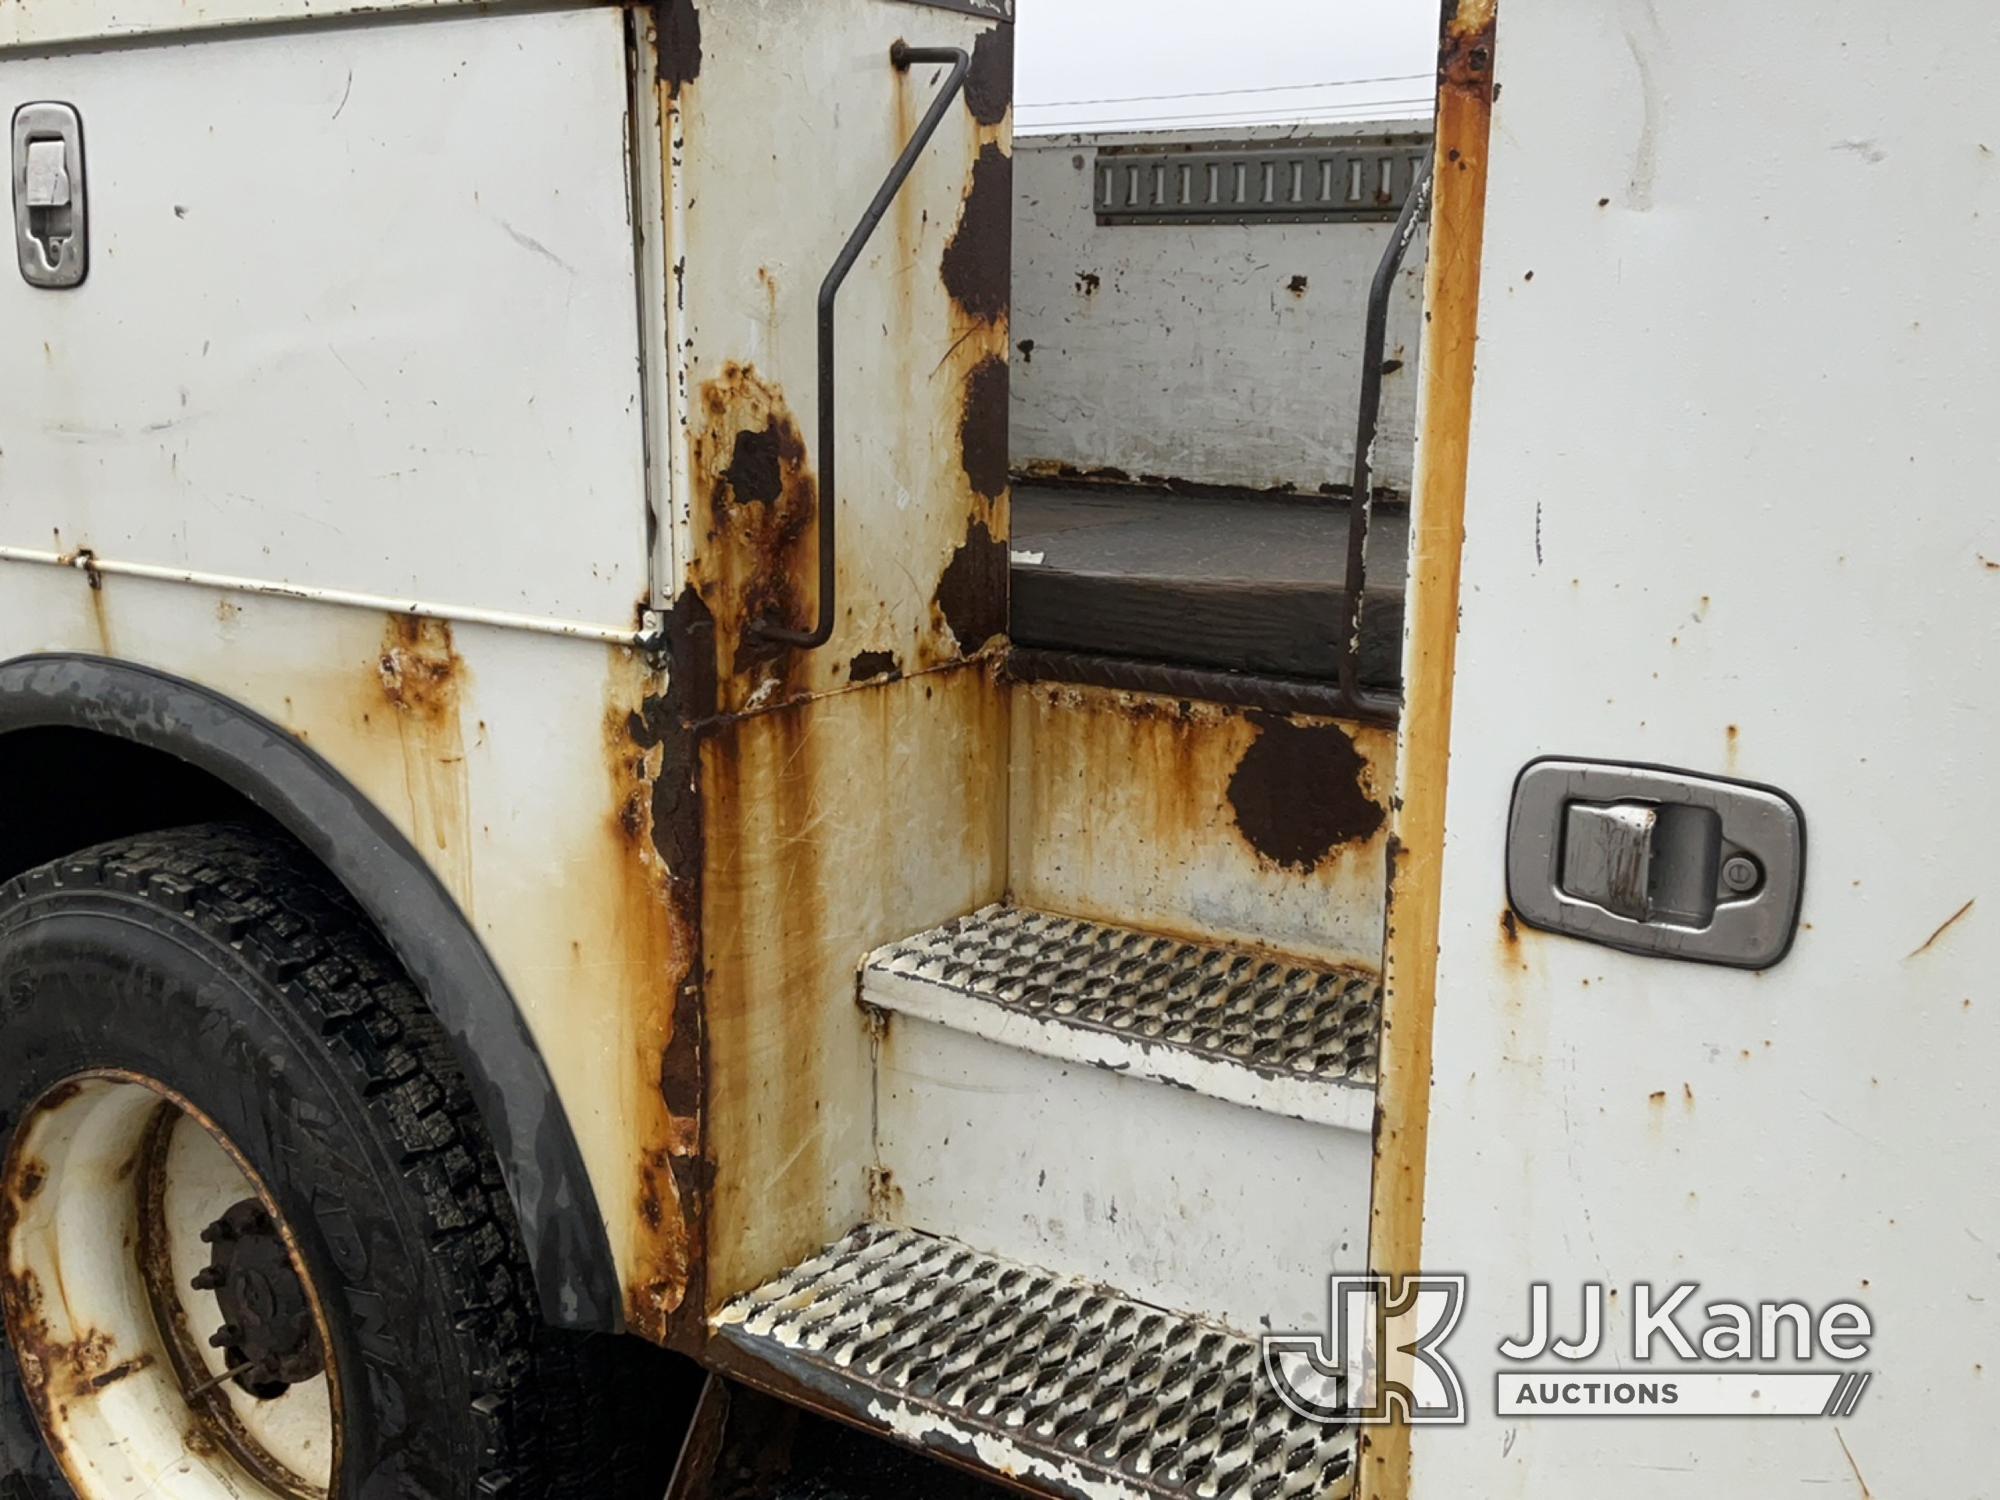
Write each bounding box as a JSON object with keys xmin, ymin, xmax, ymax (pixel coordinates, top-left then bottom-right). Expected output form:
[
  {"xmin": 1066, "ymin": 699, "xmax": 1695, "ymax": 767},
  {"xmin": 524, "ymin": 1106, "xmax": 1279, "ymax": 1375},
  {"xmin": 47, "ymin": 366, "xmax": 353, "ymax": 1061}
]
[
  {"xmin": 12, "ymin": 102, "xmax": 86, "ymax": 288},
  {"xmin": 1508, "ymin": 758, "xmax": 1805, "ymax": 969}
]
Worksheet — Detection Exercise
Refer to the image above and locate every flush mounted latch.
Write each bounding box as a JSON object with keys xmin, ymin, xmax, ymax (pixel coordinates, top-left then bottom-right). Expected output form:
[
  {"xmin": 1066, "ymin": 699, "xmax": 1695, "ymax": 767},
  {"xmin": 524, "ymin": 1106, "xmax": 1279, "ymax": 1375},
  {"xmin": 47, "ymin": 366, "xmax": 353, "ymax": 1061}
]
[
  {"xmin": 1507, "ymin": 758, "xmax": 1805, "ymax": 969},
  {"xmin": 12, "ymin": 102, "xmax": 86, "ymax": 288}
]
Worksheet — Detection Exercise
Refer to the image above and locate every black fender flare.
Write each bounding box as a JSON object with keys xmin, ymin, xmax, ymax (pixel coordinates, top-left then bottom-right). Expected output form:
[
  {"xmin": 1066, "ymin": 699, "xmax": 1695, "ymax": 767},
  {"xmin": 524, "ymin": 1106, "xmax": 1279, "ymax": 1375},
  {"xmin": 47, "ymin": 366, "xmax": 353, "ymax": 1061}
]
[{"xmin": 0, "ymin": 653, "xmax": 619, "ymax": 1331}]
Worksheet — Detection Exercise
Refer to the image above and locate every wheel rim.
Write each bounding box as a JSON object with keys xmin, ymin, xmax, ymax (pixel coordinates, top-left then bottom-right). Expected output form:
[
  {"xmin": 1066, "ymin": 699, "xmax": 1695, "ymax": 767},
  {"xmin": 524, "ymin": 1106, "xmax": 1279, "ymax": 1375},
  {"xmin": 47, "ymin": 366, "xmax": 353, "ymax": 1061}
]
[{"xmin": 1, "ymin": 1072, "xmax": 340, "ymax": 1498}]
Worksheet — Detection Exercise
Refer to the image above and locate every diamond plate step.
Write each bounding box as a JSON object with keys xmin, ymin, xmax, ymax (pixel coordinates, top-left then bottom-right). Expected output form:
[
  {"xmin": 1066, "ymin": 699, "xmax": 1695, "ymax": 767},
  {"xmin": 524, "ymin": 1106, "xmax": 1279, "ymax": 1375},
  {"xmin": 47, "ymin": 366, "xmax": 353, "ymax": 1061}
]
[
  {"xmin": 861, "ymin": 905, "xmax": 1379, "ymax": 1130},
  {"xmin": 711, "ymin": 1225, "xmax": 1356, "ymax": 1500}
]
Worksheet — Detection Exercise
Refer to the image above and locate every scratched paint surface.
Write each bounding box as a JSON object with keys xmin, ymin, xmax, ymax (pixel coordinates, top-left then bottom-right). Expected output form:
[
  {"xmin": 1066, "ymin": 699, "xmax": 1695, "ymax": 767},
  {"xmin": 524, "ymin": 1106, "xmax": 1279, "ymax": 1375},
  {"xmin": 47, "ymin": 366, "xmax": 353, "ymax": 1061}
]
[
  {"xmin": 0, "ymin": 11, "xmax": 648, "ymax": 633},
  {"xmin": 658, "ymin": 0, "xmax": 1018, "ymax": 1318},
  {"xmin": 665, "ymin": 0, "xmax": 1013, "ymax": 717},
  {"xmin": 0, "ymin": 0, "xmax": 503, "ymax": 49},
  {"xmin": 1408, "ymin": 3, "xmax": 1998, "ymax": 1496}
]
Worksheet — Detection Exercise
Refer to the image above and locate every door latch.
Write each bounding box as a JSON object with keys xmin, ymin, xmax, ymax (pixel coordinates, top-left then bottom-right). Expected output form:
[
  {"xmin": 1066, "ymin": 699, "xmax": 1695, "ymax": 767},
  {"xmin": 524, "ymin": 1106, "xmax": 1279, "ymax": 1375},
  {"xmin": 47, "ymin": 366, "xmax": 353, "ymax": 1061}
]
[
  {"xmin": 1507, "ymin": 758, "xmax": 1805, "ymax": 969},
  {"xmin": 12, "ymin": 102, "xmax": 86, "ymax": 288}
]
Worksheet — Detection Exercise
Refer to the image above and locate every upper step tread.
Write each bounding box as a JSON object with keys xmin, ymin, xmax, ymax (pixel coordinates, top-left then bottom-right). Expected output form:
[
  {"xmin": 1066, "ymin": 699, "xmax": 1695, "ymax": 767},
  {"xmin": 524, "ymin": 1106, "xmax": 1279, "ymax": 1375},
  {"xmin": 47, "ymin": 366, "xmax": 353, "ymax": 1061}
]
[
  {"xmin": 866, "ymin": 905, "xmax": 1379, "ymax": 1091},
  {"xmin": 712, "ymin": 1225, "xmax": 1356, "ymax": 1500}
]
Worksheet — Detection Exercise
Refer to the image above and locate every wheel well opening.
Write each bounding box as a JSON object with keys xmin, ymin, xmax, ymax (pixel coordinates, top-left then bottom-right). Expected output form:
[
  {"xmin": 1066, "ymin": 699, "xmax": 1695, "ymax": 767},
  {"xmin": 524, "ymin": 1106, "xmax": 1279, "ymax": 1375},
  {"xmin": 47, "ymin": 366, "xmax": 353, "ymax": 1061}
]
[{"xmin": 0, "ymin": 727, "xmax": 281, "ymax": 888}]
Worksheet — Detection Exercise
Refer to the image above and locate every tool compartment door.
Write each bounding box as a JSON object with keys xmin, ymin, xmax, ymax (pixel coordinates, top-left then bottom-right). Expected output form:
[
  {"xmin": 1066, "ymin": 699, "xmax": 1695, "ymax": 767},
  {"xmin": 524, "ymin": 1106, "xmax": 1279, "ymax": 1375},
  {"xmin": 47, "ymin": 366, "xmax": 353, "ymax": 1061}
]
[
  {"xmin": 1410, "ymin": 4, "xmax": 1997, "ymax": 1496},
  {"xmin": 0, "ymin": 8, "xmax": 647, "ymax": 631}
]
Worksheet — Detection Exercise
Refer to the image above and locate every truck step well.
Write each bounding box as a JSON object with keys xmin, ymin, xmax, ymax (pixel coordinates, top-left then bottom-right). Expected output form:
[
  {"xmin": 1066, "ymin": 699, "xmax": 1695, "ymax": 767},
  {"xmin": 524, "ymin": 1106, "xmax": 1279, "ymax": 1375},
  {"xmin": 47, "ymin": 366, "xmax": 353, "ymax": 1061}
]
[
  {"xmin": 712, "ymin": 1225, "xmax": 1357, "ymax": 1500},
  {"xmin": 862, "ymin": 905, "xmax": 1379, "ymax": 1131}
]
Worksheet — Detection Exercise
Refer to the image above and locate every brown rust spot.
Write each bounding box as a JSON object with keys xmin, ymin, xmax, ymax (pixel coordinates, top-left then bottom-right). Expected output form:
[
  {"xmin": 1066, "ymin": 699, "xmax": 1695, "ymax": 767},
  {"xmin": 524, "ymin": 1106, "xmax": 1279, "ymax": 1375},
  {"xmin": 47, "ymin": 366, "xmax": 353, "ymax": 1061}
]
[
  {"xmin": 658, "ymin": 0, "xmax": 702, "ymax": 97},
  {"xmin": 87, "ymin": 1352, "xmax": 155, "ymax": 1391},
  {"xmin": 867, "ymin": 1165, "xmax": 905, "ymax": 1220},
  {"xmin": 1226, "ymin": 712, "xmax": 1385, "ymax": 871},
  {"xmin": 959, "ymin": 354, "xmax": 1009, "ymax": 502},
  {"xmin": 941, "ymin": 144, "xmax": 1012, "ymax": 324},
  {"xmin": 36, "ymin": 1081, "xmax": 84, "ymax": 1112},
  {"xmin": 932, "ymin": 517, "xmax": 1007, "ymax": 654},
  {"xmin": 962, "ymin": 23, "xmax": 1014, "ymax": 128},
  {"xmin": 1288, "ymin": 274, "xmax": 1311, "ymax": 295},
  {"xmin": 689, "ymin": 365, "xmax": 819, "ymax": 697},
  {"xmin": 378, "ymin": 615, "xmax": 462, "ymax": 726},
  {"xmin": 375, "ymin": 615, "xmax": 471, "ymax": 895},
  {"xmin": 1499, "ymin": 908, "xmax": 1519, "ymax": 946},
  {"xmin": 847, "ymin": 649, "xmax": 902, "ymax": 684},
  {"xmin": 0, "ymin": 1265, "xmax": 123, "ymax": 1405},
  {"xmin": 718, "ymin": 422, "xmax": 801, "ymax": 510},
  {"xmin": 15, "ymin": 1159, "xmax": 46, "ymax": 1201},
  {"xmin": 1440, "ymin": 0, "xmax": 1497, "ymax": 91}
]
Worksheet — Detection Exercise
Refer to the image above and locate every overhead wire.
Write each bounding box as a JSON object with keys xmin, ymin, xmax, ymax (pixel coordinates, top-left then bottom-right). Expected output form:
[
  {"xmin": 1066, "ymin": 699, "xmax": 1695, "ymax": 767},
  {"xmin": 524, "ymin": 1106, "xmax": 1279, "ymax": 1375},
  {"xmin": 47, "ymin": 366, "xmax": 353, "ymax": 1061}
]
[{"xmin": 1017, "ymin": 70, "xmax": 1434, "ymax": 111}]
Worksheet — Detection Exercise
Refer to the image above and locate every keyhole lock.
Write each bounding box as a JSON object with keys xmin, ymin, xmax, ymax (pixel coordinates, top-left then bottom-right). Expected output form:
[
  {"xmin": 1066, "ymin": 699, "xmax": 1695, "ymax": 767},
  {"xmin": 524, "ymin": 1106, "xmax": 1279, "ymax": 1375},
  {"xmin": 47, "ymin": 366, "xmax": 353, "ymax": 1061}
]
[{"xmin": 12, "ymin": 102, "xmax": 87, "ymax": 289}]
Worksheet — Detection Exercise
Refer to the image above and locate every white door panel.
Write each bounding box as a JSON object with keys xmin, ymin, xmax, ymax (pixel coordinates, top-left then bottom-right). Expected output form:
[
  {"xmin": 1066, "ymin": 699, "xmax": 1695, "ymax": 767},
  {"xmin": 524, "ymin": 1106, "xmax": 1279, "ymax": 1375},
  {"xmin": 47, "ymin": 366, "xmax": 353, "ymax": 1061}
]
[
  {"xmin": 0, "ymin": 9, "xmax": 647, "ymax": 628},
  {"xmin": 1414, "ymin": 3, "xmax": 1998, "ymax": 1495}
]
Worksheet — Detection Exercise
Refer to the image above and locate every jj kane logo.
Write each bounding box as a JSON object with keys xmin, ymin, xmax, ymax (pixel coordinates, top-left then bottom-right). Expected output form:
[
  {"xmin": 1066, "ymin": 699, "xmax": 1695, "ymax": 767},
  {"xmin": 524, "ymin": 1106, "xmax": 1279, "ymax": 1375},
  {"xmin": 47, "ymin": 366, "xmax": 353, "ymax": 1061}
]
[{"xmin": 1265, "ymin": 1279, "xmax": 1874, "ymax": 1423}]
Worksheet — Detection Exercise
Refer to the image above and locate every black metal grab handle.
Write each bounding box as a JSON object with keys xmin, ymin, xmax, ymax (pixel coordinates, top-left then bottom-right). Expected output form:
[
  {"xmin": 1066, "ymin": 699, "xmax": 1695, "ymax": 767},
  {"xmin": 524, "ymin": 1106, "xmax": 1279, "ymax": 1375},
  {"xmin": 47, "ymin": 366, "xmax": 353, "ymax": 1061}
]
[
  {"xmin": 749, "ymin": 40, "xmax": 972, "ymax": 650},
  {"xmin": 1338, "ymin": 163, "xmax": 1434, "ymax": 705}
]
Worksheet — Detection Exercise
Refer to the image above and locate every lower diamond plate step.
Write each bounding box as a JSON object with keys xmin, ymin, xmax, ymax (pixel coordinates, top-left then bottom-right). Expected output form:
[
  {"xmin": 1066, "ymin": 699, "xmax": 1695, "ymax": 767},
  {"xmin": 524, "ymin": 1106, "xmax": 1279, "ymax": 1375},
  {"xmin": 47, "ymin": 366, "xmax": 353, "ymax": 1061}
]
[{"xmin": 711, "ymin": 1226, "xmax": 1356, "ymax": 1500}]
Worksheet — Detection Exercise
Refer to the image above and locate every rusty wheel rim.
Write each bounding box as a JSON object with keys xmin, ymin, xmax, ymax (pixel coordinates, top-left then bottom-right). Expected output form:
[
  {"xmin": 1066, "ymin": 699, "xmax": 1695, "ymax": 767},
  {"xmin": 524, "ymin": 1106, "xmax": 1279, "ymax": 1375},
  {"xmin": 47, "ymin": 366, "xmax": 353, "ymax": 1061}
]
[{"xmin": 1, "ymin": 1071, "xmax": 340, "ymax": 1498}]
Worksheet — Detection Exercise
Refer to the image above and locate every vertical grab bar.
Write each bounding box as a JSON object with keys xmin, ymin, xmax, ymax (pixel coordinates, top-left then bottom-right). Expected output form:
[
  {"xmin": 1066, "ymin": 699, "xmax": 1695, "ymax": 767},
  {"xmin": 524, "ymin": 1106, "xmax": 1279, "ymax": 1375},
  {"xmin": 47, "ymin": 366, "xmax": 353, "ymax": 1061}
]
[
  {"xmin": 749, "ymin": 40, "xmax": 972, "ymax": 650},
  {"xmin": 1339, "ymin": 164, "xmax": 1434, "ymax": 705}
]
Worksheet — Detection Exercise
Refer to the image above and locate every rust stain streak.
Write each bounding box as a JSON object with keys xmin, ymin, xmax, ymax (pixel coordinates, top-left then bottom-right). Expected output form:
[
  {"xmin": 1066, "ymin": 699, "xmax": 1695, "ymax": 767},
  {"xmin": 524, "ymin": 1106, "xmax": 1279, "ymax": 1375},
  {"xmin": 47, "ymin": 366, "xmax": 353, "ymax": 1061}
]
[
  {"xmin": 607, "ymin": 615, "xmax": 712, "ymax": 1345},
  {"xmin": 1835, "ymin": 1428, "xmax": 1873, "ymax": 1498},
  {"xmin": 1362, "ymin": 4, "xmax": 1496, "ymax": 1498},
  {"xmin": 1906, "ymin": 897, "xmax": 1975, "ymax": 960},
  {"xmin": 375, "ymin": 614, "xmax": 472, "ymax": 906}
]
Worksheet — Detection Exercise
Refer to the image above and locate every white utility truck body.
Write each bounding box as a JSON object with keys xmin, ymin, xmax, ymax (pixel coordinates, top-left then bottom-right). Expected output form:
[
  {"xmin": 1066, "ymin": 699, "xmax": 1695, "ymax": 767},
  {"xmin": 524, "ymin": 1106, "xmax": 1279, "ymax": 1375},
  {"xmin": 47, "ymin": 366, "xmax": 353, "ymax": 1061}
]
[{"xmin": 0, "ymin": 2, "xmax": 1988, "ymax": 1498}]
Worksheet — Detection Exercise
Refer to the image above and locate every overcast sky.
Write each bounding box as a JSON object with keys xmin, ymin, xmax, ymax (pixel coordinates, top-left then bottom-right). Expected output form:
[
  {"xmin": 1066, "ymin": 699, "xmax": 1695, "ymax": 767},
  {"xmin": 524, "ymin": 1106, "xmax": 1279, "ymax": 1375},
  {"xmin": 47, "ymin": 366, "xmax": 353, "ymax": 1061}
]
[{"xmin": 1014, "ymin": 0, "xmax": 1438, "ymax": 134}]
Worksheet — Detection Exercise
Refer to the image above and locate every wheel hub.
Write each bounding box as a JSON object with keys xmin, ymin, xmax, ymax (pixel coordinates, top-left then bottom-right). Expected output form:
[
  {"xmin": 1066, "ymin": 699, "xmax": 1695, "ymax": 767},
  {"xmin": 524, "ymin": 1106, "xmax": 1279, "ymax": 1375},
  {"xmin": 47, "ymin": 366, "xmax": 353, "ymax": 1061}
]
[{"xmin": 195, "ymin": 1198, "xmax": 327, "ymax": 1397}]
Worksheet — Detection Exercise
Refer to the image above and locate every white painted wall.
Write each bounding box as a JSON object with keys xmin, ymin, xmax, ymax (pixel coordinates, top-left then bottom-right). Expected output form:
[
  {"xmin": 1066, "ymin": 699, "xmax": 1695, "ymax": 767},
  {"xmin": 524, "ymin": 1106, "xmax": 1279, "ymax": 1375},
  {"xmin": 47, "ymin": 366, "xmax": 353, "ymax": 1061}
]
[
  {"xmin": 1011, "ymin": 123, "xmax": 1428, "ymax": 494},
  {"xmin": 1411, "ymin": 2, "xmax": 2000, "ymax": 1495},
  {"xmin": 0, "ymin": 9, "xmax": 647, "ymax": 632}
]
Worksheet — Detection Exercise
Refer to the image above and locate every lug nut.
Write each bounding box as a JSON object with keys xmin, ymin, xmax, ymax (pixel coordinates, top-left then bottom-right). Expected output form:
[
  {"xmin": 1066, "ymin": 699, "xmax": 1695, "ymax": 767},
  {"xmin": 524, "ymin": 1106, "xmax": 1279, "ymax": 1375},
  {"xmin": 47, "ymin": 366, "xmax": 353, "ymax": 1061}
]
[
  {"xmin": 209, "ymin": 1324, "xmax": 242, "ymax": 1350},
  {"xmin": 190, "ymin": 1266, "xmax": 226, "ymax": 1292}
]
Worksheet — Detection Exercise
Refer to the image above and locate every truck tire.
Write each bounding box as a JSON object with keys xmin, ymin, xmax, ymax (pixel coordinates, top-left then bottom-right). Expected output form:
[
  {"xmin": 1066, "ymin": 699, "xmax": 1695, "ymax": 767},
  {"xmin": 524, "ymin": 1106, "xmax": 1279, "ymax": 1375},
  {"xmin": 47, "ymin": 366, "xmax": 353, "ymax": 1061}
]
[{"xmin": 0, "ymin": 824, "xmax": 684, "ymax": 1499}]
